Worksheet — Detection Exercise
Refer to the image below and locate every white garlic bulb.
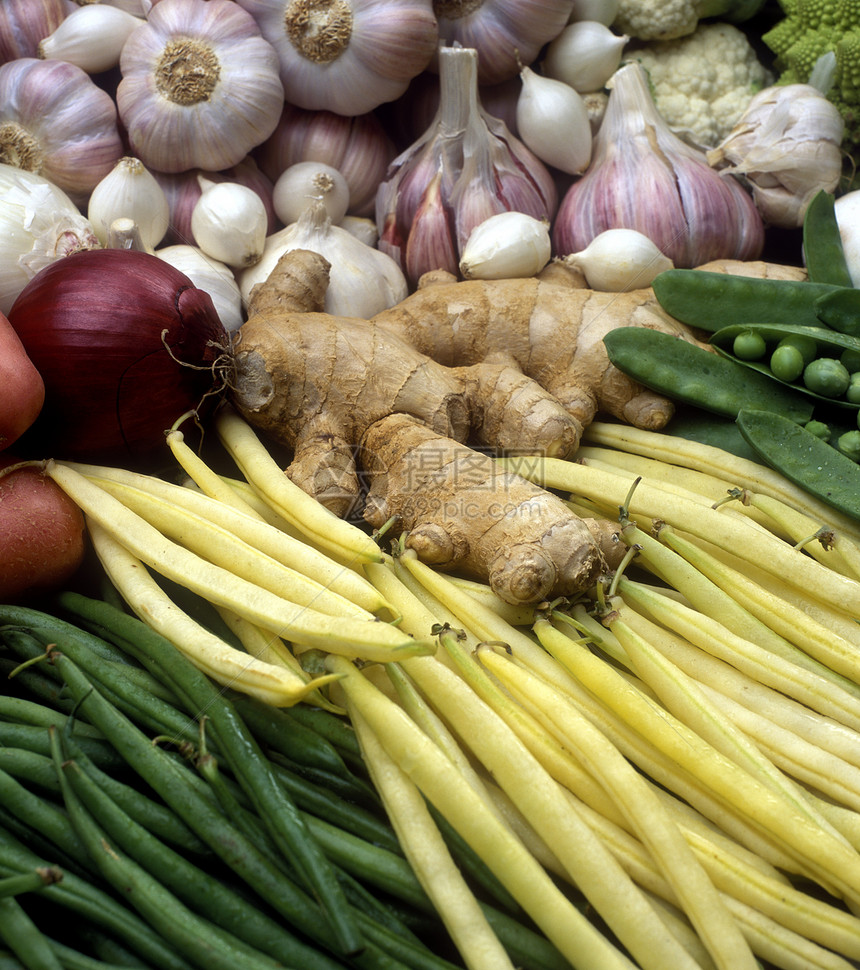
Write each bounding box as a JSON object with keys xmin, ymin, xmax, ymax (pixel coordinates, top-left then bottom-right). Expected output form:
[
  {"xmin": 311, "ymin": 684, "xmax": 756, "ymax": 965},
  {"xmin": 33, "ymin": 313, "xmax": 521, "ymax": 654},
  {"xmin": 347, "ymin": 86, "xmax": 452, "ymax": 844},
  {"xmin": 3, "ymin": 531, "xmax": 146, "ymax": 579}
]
[
  {"xmin": 516, "ymin": 67, "xmax": 592, "ymax": 175},
  {"xmin": 117, "ymin": 0, "xmax": 284, "ymax": 173},
  {"xmin": 88, "ymin": 157, "xmax": 170, "ymax": 252},
  {"xmin": 460, "ymin": 212, "xmax": 551, "ymax": 279},
  {"xmin": 191, "ymin": 177, "xmax": 268, "ymax": 268},
  {"xmin": 232, "ymin": 0, "xmax": 438, "ymax": 116},
  {"xmin": 156, "ymin": 244, "xmax": 245, "ymax": 332},
  {"xmin": 542, "ymin": 21, "xmax": 628, "ymax": 93},
  {"xmin": 0, "ymin": 58, "xmax": 124, "ymax": 206},
  {"xmin": 0, "ymin": 163, "xmax": 101, "ymax": 315},
  {"xmin": 707, "ymin": 84, "xmax": 845, "ymax": 229},
  {"xmin": 563, "ymin": 228, "xmax": 673, "ymax": 291},
  {"xmin": 272, "ymin": 162, "xmax": 350, "ymax": 226},
  {"xmin": 239, "ymin": 199, "xmax": 408, "ymax": 318},
  {"xmin": 38, "ymin": 4, "xmax": 144, "ymax": 74}
]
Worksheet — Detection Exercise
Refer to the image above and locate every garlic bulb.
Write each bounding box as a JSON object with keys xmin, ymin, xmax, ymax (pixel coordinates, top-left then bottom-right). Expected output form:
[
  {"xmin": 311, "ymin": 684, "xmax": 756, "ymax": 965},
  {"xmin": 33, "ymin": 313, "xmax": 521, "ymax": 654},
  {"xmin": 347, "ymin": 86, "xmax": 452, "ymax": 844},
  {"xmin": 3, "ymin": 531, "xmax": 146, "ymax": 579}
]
[
  {"xmin": 542, "ymin": 21, "xmax": 628, "ymax": 93},
  {"xmin": 88, "ymin": 157, "xmax": 170, "ymax": 252},
  {"xmin": 553, "ymin": 62, "xmax": 765, "ymax": 268},
  {"xmin": 232, "ymin": 0, "xmax": 438, "ymax": 116},
  {"xmin": 272, "ymin": 162, "xmax": 350, "ymax": 225},
  {"xmin": 563, "ymin": 228, "xmax": 674, "ymax": 290},
  {"xmin": 516, "ymin": 66, "xmax": 592, "ymax": 175},
  {"xmin": 156, "ymin": 244, "xmax": 245, "ymax": 332},
  {"xmin": 191, "ymin": 177, "xmax": 268, "ymax": 268},
  {"xmin": 38, "ymin": 4, "xmax": 144, "ymax": 74},
  {"xmin": 376, "ymin": 45, "xmax": 557, "ymax": 285},
  {"xmin": 117, "ymin": 0, "xmax": 284, "ymax": 173},
  {"xmin": 154, "ymin": 158, "xmax": 277, "ymax": 248},
  {"xmin": 255, "ymin": 102, "xmax": 394, "ymax": 217},
  {"xmin": 835, "ymin": 192, "xmax": 860, "ymax": 288},
  {"xmin": 706, "ymin": 84, "xmax": 845, "ymax": 229},
  {"xmin": 433, "ymin": 0, "xmax": 575, "ymax": 85},
  {"xmin": 0, "ymin": 163, "xmax": 101, "ymax": 315},
  {"xmin": 0, "ymin": 58, "xmax": 123, "ymax": 205},
  {"xmin": 240, "ymin": 199, "xmax": 408, "ymax": 317},
  {"xmin": 0, "ymin": 0, "xmax": 68, "ymax": 64},
  {"xmin": 459, "ymin": 212, "xmax": 551, "ymax": 279}
]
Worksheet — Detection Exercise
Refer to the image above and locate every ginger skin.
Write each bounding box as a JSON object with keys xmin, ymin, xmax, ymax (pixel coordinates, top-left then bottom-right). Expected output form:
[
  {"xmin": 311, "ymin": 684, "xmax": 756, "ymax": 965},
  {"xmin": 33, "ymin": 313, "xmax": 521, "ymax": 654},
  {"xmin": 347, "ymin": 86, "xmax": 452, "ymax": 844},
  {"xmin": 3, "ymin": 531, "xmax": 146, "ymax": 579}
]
[
  {"xmin": 360, "ymin": 414, "xmax": 624, "ymax": 605},
  {"xmin": 228, "ymin": 249, "xmax": 700, "ymax": 602}
]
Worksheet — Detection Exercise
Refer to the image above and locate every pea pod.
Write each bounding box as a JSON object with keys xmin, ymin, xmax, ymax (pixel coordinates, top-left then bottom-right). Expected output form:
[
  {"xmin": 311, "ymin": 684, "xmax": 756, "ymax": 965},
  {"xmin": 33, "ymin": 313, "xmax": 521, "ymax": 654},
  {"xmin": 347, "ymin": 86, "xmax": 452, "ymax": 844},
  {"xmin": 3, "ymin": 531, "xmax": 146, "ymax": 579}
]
[
  {"xmin": 802, "ymin": 190, "xmax": 854, "ymax": 287},
  {"xmin": 815, "ymin": 288, "xmax": 860, "ymax": 337},
  {"xmin": 736, "ymin": 409, "xmax": 860, "ymax": 522},
  {"xmin": 602, "ymin": 327, "xmax": 814, "ymax": 423},
  {"xmin": 651, "ymin": 270, "xmax": 840, "ymax": 333},
  {"xmin": 710, "ymin": 322, "xmax": 860, "ymax": 409}
]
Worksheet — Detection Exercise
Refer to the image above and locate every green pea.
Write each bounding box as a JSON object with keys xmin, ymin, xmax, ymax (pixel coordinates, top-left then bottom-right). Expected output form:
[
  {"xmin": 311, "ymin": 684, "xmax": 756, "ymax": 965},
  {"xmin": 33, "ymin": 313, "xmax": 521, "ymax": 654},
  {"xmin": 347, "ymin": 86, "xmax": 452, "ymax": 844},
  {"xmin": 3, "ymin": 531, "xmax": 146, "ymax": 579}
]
[
  {"xmin": 804, "ymin": 420, "xmax": 832, "ymax": 442},
  {"xmin": 841, "ymin": 348, "xmax": 860, "ymax": 372},
  {"xmin": 769, "ymin": 344, "xmax": 805, "ymax": 383},
  {"xmin": 846, "ymin": 375, "xmax": 860, "ymax": 404},
  {"xmin": 803, "ymin": 357, "xmax": 851, "ymax": 398},
  {"xmin": 732, "ymin": 330, "xmax": 768, "ymax": 361},
  {"xmin": 837, "ymin": 430, "xmax": 860, "ymax": 462},
  {"xmin": 776, "ymin": 334, "xmax": 819, "ymax": 365}
]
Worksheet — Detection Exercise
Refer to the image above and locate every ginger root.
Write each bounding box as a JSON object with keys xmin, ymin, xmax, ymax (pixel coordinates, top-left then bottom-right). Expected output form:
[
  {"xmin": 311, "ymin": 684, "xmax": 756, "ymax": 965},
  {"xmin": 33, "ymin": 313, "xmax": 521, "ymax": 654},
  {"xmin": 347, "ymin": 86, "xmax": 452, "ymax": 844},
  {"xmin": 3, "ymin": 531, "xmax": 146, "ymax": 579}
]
[
  {"xmin": 231, "ymin": 250, "xmax": 705, "ymax": 516},
  {"xmin": 228, "ymin": 249, "xmax": 702, "ymax": 602},
  {"xmin": 360, "ymin": 413, "xmax": 624, "ymax": 605}
]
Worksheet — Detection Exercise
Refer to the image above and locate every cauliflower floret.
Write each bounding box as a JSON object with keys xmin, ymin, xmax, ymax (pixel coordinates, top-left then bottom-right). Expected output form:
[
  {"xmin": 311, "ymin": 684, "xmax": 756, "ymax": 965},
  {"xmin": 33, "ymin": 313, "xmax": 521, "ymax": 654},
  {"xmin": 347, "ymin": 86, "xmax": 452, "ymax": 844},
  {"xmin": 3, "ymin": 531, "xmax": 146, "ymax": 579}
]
[
  {"xmin": 613, "ymin": 0, "xmax": 766, "ymax": 41},
  {"xmin": 631, "ymin": 23, "xmax": 773, "ymax": 147}
]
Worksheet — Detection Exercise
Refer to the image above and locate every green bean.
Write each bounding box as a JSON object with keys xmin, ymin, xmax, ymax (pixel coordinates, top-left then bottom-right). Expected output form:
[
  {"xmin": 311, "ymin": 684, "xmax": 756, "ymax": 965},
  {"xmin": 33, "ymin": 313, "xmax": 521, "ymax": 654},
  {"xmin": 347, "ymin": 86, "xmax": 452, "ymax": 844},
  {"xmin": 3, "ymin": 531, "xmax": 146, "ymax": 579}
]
[
  {"xmin": 651, "ymin": 268, "xmax": 840, "ymax": 332},
  {"xmin": 71, "ymin": 927, "xmax": 157, "ymax": 970},
  {"xmin": 0, "ymin": 657, "xmax": 71, "ymax": 711},
  {"xmin": 43, "ymin": 939, "xmax": 153, "ymax": 970},
  {"xmin": 0, "ymin": 766, "xmax": 91, "ymax": 873},
  {"xmin": 602, "ymin": 327, "xmax": 814, "ymax": 422},
  {"xmin": 59, "ymin": 748, "xmax": 348, "ymax": 970},
  {"xmin": 736, "ymin": 408, "xmax": 860, "ymax": 521},
  {"xmin": 0, "ymin": 724, "xmax": 124, "ymax": 771},
  {"xmin": 0, "ymin": 897, "xmax": 64, "ymax": 970},
  {"xmin": 802, "ymin": 189, "xmax": 854, "ymax": 287},
  {"xmin": 0, "ymin": 869, "xmax": 62, "ymax": 899},
  {"xmin": 52, "ymin": 593, "xmax": 363, "ymax": 957},
  {"xmin": 281, "ymin": 703, "xmax": 364, "ymax": 762},
  {"xmin": 0, "ymin": 697, "xmax": 103, "ymax": 740},
  {"xmin": 0, "ymin": 807, "xmax": 88, "ymax": 884},
  {"xmin": 0, "ymin": 749, "xmax": 61, "ymax": 794},
  {"xmin": 0, "ymin": 841, "xmax": 194, "ymax": 970},
  {"xmin": 50, "ymin": 731, "xmax": 291, "ymax": 970}
]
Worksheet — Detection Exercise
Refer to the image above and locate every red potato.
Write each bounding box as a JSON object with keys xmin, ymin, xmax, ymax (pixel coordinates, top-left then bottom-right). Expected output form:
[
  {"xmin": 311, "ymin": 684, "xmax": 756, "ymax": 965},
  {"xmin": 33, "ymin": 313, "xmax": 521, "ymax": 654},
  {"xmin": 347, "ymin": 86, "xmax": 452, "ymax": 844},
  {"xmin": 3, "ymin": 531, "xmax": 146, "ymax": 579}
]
[
  {"xmin": 0, "ymin": 310, "xmax": 45, "ymax": 451},
  {"xmin": 0, "ymin": 456, "xmax": 87, "ymax": 603}
]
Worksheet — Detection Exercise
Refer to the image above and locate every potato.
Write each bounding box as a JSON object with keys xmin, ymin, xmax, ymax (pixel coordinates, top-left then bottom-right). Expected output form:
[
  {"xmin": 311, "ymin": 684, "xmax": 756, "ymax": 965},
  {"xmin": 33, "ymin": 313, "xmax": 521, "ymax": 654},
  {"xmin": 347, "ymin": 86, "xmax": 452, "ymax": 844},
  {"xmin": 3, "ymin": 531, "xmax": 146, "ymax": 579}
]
[
  {"xmin": 0, "ymin": 310, "xmax": 45, "ymax": 451},
  {"xmin": 0, "ymin": 456, "xmax": 86, "ymax": 602}
]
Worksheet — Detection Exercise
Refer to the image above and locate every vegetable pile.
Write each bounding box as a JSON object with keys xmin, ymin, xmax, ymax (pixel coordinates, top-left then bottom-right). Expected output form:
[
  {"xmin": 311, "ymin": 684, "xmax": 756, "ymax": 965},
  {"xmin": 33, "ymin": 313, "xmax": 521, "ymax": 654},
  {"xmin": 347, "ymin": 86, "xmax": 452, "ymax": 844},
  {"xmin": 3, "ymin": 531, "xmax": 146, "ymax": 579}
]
[{"xmin": 6, "ymin": 2, "xmax": 860, "ymax": 970}]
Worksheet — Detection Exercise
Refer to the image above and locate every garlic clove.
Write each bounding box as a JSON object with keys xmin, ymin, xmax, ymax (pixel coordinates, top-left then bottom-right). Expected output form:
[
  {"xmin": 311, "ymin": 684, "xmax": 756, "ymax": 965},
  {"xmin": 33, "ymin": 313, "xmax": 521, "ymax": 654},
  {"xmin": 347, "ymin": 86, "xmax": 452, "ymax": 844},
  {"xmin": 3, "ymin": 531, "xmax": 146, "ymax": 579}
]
[
  {"xmin": 340, "ymin": 215, "xmax": 379, "ymax": 247},
  {"xmin": 404, "ymin": 172, "xmax": 460, "ymax": 283},
  {"xmin": 156, "ymin": 243, "xmax": 245, "ymax": 333},
  {"xmin": 37, "ymin": 4, "xmax": 145, "ymax": 75},
  {"xmin": 459, "ymin": 211, "xmax": 551, "ymax": 280},
  {"xmin": 542, "ymin": 21, "xmax": 628, "ymax": 93},
  {"xmin": 516, "ymin": 66, "xmax": 592, "ymax": 175},
  {"xmin": 563, "ymin": 228, "xmax": 673, "ymax": 291},
  {"xmin": 88, "ymin": 157, "xmax": 170, "ymax": 252},
  {"xmin": 272, "ymin": 161, "xmax": 351, "ymax": 226},
  {"xmin": 191, "ymin": 177, "xmax": 268, "ymax": 268},
  {"xmin": 568, "ymin": 0, "xmax": 620, "ymax": 25}
]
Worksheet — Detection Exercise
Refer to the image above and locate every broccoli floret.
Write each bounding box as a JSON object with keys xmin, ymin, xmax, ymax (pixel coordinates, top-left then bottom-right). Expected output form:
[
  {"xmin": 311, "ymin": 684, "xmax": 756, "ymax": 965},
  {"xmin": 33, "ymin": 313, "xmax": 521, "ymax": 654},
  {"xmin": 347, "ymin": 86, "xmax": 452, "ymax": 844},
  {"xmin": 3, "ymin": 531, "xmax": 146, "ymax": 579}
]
[{"xmin": 764, "ymin": 0, "xmax": 860, "ymax": 163}]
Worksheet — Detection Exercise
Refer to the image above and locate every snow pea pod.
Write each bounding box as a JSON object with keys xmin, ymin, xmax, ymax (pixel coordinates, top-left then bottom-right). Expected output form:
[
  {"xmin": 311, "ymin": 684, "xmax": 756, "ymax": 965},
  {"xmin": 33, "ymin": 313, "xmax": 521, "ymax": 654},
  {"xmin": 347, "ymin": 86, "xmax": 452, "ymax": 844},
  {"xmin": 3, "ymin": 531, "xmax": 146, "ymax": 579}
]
[
  {"xmin": 651, "ymin": 270, "xmax": 840, "ymax": 332},
  {"xmin": 736, "ymin": 409, "xmax": 860, "ymax": 522},
  {"xmin": 802, "ymin": 190, "xmax": 854, "ymax": 287},
  {"xmin": 710, "ymin": 322, "xmax": 860, "ymax": 409},
  {"xmin": 602, "ymin": 327, "xmax": 814, "ymax": 423},
  {"xmin": 815, "ymin": 288, "xmax": 860, "ymax": 337}
]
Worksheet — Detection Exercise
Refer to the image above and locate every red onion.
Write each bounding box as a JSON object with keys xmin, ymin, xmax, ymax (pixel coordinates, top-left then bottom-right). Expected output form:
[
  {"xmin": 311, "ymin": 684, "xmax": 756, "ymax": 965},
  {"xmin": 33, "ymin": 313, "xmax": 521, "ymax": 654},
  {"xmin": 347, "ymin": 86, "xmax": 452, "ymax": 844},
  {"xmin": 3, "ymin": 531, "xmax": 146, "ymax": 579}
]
[{"xmin": 7, "ymin": 249, "xmax": 230, "ymax": 462}]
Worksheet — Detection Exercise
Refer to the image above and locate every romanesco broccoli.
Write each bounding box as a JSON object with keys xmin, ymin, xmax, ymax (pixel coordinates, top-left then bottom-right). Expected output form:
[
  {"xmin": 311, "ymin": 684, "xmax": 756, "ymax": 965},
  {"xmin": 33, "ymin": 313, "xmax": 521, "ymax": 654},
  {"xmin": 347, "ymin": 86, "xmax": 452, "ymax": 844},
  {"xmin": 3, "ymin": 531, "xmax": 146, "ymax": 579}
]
[{"xmin": 764, "ymin": 0, "xmax": 860, "ymax": 157}]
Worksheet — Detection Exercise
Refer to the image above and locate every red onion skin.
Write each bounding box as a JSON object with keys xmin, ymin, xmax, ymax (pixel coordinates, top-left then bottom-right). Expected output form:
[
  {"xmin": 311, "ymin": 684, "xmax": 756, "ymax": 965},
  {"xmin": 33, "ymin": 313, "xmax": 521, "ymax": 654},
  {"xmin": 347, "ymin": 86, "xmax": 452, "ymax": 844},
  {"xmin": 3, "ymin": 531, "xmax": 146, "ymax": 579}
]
[{"xmin": 7, "ymin": 249, "xmax": 229, "ymax": 463}]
